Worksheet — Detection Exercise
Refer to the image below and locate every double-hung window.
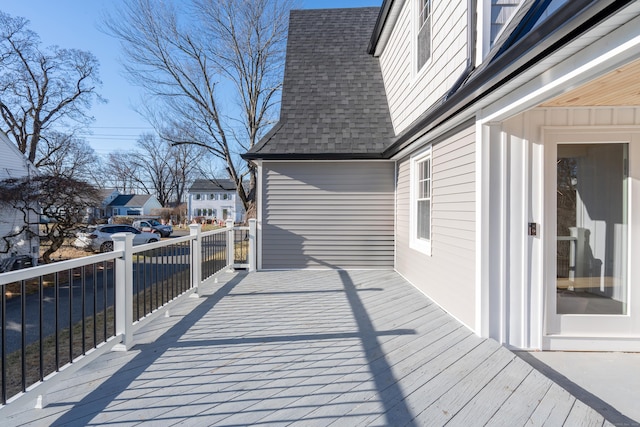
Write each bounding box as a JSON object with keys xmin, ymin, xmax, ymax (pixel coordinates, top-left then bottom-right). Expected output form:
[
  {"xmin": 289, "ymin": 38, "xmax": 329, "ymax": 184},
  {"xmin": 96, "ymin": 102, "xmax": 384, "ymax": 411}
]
[
  {"xmin": 417, "ymin": 0, "xmax": 432, "ymax": 71},
  {"xmin": 411, "ymin": 148, "xmax": 432, "ymax": 254}
]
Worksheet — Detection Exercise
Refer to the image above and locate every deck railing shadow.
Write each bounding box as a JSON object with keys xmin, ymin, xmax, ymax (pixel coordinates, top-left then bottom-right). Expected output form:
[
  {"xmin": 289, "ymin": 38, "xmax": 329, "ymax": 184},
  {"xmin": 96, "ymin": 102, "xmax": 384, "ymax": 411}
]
[
  {"xmin": 42, "ymin": 269, "xmax": 418, "ymax": 425},
  {"xmin": 47, "ymin": 272, "xmax": 246, "ymax": 426},
  {"xmin": 0, "ymin": 220, "xmax": 256, "ymax": 407}
]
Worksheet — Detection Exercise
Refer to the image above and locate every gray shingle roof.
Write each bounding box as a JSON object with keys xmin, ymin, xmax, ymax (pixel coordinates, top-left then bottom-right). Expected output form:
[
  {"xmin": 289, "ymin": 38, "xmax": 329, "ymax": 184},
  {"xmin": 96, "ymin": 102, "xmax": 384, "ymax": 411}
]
[
  {"xmin": 109, "ymin": 194, "xmax": 153, "ymax": 207},
  {"xmin": 244, "ymin": 7, "xmax": 395, "ymax": 159},
  {"xmin": 188, "ymin": 179, "xmax": 237, "ymax": 192}
]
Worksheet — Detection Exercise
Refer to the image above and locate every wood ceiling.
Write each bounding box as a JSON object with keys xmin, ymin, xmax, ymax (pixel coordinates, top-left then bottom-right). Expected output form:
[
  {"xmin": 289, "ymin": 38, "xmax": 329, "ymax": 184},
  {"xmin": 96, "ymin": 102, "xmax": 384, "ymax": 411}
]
[{"xmin": 540, "ymin": 59, "xmax": 640, "ymax": 107}]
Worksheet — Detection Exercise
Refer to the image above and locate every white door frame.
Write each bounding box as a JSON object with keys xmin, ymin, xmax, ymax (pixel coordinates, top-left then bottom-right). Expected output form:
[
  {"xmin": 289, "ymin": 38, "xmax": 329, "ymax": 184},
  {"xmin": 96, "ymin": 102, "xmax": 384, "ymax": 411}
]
[{"xmin": 542, "ymin": 127, "xmax": 640, "ymax": 351}]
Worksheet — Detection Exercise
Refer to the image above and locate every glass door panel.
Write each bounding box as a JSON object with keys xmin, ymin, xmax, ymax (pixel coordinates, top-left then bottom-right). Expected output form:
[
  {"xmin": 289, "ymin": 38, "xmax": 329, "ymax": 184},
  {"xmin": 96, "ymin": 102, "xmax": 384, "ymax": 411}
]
[{"xmin": 556, "ymin": 143, "xmax": 628, "ymax": 315}]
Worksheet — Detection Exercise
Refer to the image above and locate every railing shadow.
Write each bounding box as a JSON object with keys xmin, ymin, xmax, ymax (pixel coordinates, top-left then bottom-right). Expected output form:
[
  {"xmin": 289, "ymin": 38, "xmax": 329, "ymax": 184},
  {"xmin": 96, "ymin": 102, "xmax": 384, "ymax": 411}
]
[
  {"xmin": 44, "ymin": 267, "xmax": 418, "ymax": 425},
  {"xmin": 337, "ymin": 269, "xmax": 418, "ymax": 426},
  {"xmin": 49, "ymin": 273, "xmax": 245, "ymax": 426}
]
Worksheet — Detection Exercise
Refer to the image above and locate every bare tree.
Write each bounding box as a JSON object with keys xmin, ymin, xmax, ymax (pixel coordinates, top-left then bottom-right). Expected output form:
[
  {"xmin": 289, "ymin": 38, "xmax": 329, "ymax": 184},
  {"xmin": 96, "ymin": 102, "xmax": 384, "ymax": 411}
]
[
  {"xmin": 132, "ymin": 133, "xmax": 174, "ymax": 206},
  {"xmin": 101, "ymin": 151, "xmax": 140, "ymax": 193},
  {"xmin": 0, "ymin": 11, "xmax": 103, "ymax": 164},
  {"xmin": 36, "ymin": 131, "xmax": 100, "ymax": 181},
  {"xmin": 161, "ymin": 127, "xmax": 208, "ymax": 204},
  {"xmin": 103, "ymin": 0, "xmax": 295, "ymax": 217},
  {"xmin": 0, "ymin": 175, "xmax": 100, "ymax": 263}
]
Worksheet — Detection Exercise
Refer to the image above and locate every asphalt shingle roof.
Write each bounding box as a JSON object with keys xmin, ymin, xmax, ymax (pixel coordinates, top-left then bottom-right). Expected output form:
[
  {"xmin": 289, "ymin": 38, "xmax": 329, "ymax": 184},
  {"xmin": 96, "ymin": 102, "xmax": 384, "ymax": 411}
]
[
  {"xmin": 188, "ymin": 179, "xmax": 237, "ymax": 192},
  {"xmin": 108, "ymin": 194, "xmax": 153, "ymax": 207},
  {"xmin": 244, "ymin": 7, "xmax": 395, "ymax": 159}
]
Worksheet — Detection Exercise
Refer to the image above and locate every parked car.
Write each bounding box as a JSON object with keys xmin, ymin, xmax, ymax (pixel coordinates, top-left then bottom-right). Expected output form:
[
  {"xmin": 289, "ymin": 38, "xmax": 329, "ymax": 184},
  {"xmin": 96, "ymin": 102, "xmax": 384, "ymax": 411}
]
[
  {"xmin": 132, "ymin": 219, "xmax": 173, "ymax": 237},
  {"xmin": 73, "ymin": 224, "xmax": 160, "ymax": 253}
]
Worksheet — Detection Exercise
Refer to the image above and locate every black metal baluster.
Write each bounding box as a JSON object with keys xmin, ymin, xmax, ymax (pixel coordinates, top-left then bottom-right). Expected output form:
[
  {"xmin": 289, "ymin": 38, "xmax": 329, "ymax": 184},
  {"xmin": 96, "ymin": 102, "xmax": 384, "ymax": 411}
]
[
  {"xmin": 20, "ymin": 280, "xmax": 26, "ymax": 392},
  {"xmin": 55, "ymin": 272, "xmax": 59, "ymax": 371},
  {"xmin": 1, "ymin": 281, "xmax": 6, "ymax": 405},
  {"xmin": 81, "ymin": 266, "xmax": 86, "ymax": 355},
  {"xmin": 93, "ymin": 264, "xmax": 97, "ymax": 349},
  {"xmin": 68, "ymin": 268, "xmax": 73, "ymax": 364},
  {"xmin": 39, "ymin": 276, "xmax": 44, "ymax": 381}
]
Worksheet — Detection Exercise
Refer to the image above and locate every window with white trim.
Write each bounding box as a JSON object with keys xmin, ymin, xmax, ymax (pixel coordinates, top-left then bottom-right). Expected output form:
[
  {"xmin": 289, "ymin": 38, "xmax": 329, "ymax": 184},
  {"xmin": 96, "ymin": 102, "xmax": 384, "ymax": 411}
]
[
  {"xmin": 417, "ymin": 0, "xmax": 432, "ymax": 71},
  {"xmin": 410, "ymin": 148, "xmax": 432, "ymax": 254}
]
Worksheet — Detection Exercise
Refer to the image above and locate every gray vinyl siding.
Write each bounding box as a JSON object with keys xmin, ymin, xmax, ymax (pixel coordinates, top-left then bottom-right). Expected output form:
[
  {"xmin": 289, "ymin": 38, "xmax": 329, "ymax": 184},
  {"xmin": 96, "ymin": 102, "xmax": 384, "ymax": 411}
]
[
  {"xmin": 396, "ymin": 126, "xmax": 476, "ymax": 328},
  {"xmin": 491, "ymin": 0, "xmax": 521, "ymax": 46},
  {"xmin": 379, "ymin": 0, "xmax": 469, "ymax": 134},
  {"xmin": 261, "ymin": 162, "xmax": 395, "ymax": 269}
]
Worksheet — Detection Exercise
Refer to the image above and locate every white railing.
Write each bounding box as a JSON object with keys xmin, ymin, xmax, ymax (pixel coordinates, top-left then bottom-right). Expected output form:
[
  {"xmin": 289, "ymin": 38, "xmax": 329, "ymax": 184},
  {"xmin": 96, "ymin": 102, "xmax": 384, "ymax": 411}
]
[{"xmin": 0, "ymin": 219, "xmax": 256, "ymax": 407}]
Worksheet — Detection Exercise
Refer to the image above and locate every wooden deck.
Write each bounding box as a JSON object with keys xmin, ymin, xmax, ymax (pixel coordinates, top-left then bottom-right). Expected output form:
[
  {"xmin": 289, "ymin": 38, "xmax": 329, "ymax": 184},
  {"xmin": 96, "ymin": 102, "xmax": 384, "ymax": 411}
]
[{"xmin": 2, "ymin": 270, "xmax": 622, "ymax": 426}]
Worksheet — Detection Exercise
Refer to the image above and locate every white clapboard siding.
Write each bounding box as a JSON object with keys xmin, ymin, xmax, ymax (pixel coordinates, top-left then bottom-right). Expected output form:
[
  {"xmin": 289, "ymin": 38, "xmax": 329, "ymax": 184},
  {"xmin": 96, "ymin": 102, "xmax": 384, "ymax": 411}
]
[
  {"xmin": 396, "ymin": 126, "xmax": 476, "ymax": 328},
  {"xmin": 0, "ymin": 132, "xmax": 37, "ymax": 261},
  {"xmin": 261, "ymin": 161, "xmax": 395, "ymax": 269},
  {"xmin": 379, "ymin": 0, "xmax": 469, "ymax": 134}
]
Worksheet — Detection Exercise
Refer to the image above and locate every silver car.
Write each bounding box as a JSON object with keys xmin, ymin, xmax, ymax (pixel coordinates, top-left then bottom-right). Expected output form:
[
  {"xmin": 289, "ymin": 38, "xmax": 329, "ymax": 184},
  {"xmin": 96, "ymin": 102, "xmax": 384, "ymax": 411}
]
[
  {"xmin": 73, "ymin": 224, "xmax": 160, "ymax": 252},
  {"xmin": 132, "ymin": 219, "xmax": 173, "ymax": 237}
]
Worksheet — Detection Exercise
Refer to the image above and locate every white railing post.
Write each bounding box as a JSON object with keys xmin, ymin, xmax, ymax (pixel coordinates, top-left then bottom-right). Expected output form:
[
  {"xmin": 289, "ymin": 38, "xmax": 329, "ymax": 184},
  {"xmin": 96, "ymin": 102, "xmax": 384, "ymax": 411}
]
[
  {"xmin": 226, "ymin": 219, "xmax": 234, "ymax": 271},
  {"xmin": 189, "ymin": 223, "xmax": 202, "ymax": 297},
  {"xmin": 248, "ymin": 218, "xmax": 257, "ymax": 272},
  {"xmin": 112, "ymin": 232, "xmax": 134, "ymax": 352}
]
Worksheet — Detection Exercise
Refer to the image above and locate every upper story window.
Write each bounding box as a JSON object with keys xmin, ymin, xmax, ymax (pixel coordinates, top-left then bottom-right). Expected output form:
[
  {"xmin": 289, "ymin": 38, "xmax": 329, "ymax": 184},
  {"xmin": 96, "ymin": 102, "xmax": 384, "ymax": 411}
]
[
  {"xmin": 417, "ymin": 0, "xmax": 432, "ymax": 71},
  {"xmin": 410, "ymin": 147, "xmax": 432, "ymax": 255},
  {"xmin": 208, "ymin": 193, "xmax": 216, "ymax": 200},
  {"xmin": 195, "ymin": 194, "xmax": 201, "ymax": 200},
  {"xmin": 222, "ymin": 193, "xmax": 230, "ymax": 200}
]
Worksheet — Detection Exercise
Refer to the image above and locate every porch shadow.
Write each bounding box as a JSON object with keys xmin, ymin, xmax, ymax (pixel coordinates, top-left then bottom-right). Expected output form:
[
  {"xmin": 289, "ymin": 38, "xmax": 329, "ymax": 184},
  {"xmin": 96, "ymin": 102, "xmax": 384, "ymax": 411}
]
[
  {"xmin": 45, "ymin": 269, "xmax": 418, "ymax": 426},
  {"xmin": 515, "ymin": 351, "xmax": 639, "ymax": 426},
  {"xmin": 337, "ymin": 269, "xmax": 419, "ymax": 426},
  {"xmin": 48, "ymin": 273, "xmax": 246, "ymax": 426}
]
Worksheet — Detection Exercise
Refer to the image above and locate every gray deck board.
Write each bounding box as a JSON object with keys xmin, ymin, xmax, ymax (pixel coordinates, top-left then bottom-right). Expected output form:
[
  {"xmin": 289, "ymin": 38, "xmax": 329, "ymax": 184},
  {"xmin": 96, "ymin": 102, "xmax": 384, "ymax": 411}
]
[{"xmin": 1, "ymin": 270, "xmax": 630, "ymax": 426}]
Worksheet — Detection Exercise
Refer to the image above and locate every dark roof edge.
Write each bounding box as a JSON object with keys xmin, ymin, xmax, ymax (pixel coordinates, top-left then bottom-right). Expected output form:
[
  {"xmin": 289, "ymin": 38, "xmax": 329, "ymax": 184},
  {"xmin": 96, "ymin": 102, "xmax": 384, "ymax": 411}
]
[
  {"xmin": 243, "ymin": 152, "xmax": 388, "ymax": 161},
  {"xmin": 384, "ymin": 0, "xmax": 633, "ymax": 158},
  {"xmin": 367, "ymin": 0, "xmax": 394, "ymax": 54}
]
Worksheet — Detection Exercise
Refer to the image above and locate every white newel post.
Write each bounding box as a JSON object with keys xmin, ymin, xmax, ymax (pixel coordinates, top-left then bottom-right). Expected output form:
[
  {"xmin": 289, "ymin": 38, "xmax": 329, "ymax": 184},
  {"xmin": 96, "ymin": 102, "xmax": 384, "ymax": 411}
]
[
  {"xmin": 226, "ymin": 219, "xmax": 234, "ymax": 271},
  {"xmin": 112, "ymin": 233, "xmax": 134, "ymax": 351},
  {"xmin": 189, "ymin": 224, "xmax": 202, "ymax": 297},
  {"xmin": 249, "ymin": 219, "xmax": 257, "ymax": 272}
]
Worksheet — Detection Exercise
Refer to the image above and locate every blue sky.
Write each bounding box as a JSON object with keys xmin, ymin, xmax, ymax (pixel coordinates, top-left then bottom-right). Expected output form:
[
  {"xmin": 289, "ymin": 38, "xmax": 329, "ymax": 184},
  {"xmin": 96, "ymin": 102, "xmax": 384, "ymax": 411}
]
[{"xmin": 1, "ymin": 0, "xmax": 382, "ymax": 155}]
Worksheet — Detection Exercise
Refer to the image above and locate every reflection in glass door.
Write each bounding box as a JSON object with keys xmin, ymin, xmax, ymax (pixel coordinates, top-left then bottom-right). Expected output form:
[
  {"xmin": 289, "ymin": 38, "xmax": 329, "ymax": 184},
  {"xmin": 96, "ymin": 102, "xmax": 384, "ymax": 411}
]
[{"xmin": 556, "ymin": 143, "xmax": 628, "ymax": 315}]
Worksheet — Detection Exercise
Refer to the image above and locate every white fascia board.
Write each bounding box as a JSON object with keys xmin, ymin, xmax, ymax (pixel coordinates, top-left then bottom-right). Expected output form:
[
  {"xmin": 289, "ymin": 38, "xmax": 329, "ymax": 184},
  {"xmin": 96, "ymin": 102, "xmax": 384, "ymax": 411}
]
[
  {"xmin": 373, "ymin": 0, "xmax": 407, "ymax": 57},
  {"xmin": 480, "ymin": 10, "xmax": 640, "ymax": 124}
]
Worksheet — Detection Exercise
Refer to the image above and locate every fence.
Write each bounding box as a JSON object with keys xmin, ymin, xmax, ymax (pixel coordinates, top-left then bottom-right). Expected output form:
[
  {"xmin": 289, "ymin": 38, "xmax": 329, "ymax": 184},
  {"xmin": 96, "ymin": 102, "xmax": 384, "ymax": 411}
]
[{"xmin": 0, "ymin": 220, "xmax": 255, "ymax": 406}]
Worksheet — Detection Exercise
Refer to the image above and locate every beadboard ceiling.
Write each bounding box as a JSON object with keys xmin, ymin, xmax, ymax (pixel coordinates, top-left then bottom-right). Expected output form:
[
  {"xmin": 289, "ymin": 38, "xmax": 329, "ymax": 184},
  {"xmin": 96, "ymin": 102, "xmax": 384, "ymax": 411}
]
[{"xmin": 541, "ymin": 59, "xmax": 640, "ymax": 107}]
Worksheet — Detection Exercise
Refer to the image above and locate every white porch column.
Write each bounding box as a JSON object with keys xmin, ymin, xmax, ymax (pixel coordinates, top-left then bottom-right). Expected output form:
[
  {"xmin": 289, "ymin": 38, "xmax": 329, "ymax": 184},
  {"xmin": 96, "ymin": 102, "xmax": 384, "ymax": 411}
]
[
  {"xmin": 189, "ymin": 224, "xmax": 202, "ymax": 297},
  {"xmin": 226, "ymin": 219, "xmax": 234, "ymax": 271},
  {"xmin": 112, "ymin": 232, "xmax": 134, "ymax": 351},
  {"xmin": 248, "ymin": 218, "xmax": 257, "ymax": 272}
]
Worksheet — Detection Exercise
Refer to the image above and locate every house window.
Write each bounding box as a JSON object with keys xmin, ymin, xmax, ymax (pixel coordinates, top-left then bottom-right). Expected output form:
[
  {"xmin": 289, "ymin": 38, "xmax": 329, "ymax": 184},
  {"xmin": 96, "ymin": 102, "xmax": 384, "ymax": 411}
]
[
  {"xmin": 417, "ymin": 0, "xmax": 432, "ymax": 71},
  {"xmin": 195, "ymin": 194, "xmax": 201, "ymax": 200},
  {"xmin": 208, "ymin": 194, "xmax": 216, "ymax": 200},
  {"xmin": 222, "ymin": 193, "xmax": 229, "ymax": 200},
  {"xmin": 410, "ymin": 148, "xmax": 432, "ymax": 254}
]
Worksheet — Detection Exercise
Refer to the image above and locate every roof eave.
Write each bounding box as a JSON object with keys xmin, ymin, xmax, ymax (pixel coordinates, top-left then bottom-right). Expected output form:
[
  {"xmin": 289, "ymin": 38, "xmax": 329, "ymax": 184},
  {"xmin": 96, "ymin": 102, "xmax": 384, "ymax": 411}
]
[
  {"xmin": 242, "ymin": 152, "xmax": 388, "ymax": 161},
  {"xmin": 384, "ymin": 0, "xmax": 634, "ymax": 158}
]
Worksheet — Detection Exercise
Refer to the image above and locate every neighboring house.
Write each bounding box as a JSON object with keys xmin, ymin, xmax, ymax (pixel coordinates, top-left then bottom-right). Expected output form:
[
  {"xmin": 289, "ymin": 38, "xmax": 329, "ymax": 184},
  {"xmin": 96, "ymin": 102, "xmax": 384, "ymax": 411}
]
[
  {"xmin": 0, "ymin": 131, "xmax": 39, "ymax": 266},
  {"xmin": 187, "ymin": 179, "xmax": 245, "ymax": 223},
  {"xmin": 85, "ymin": 188, "xmax": 120, "ymax": 222},
  {"xmin": 244, "ymin": 2, "xmax": 640, "ymax": 352},
  {"xmin": 107, "ymin": 194, "xmax": 162, "ymax": 217},
  {"xmin": 96, "ymin": 188, "xmax": 120, "ymax": 219}
]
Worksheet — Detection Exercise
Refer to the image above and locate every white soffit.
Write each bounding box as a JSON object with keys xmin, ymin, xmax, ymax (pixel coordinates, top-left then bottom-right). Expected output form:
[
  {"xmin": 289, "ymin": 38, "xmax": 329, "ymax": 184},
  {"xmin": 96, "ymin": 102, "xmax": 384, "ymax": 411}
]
[{"xmin": 480, "ymin": 1, "xmax": 640, "ymax": 123}]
